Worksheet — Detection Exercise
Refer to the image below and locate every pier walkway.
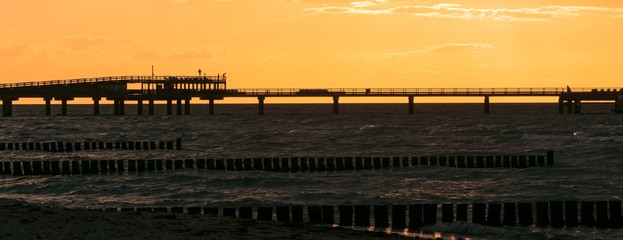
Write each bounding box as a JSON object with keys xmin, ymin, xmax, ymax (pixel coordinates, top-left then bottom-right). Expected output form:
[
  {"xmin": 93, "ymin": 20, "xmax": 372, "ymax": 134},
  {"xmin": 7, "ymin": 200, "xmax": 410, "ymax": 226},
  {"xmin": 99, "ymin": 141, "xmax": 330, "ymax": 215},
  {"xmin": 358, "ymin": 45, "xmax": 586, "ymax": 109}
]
[{"xmin": 0, "ymin": 75, "xmax": 621, "ymax": 116}]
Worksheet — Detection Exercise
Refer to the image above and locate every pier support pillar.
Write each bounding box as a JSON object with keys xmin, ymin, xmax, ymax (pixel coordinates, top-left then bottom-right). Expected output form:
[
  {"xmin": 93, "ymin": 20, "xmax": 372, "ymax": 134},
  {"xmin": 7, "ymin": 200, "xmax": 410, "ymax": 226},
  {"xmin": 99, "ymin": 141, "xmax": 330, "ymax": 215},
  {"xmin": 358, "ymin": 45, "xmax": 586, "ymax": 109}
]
[
  {"xmin": 615, "ymin": 96, "xmax": 623, "ymax": 113},
  {"xmin": 408, "ymin": 96, "xmax": 414, "ymax": 115},
  {"xmin": 113, "ymin": 99, "xmax": 125, "ymax": 115},
  {"xmin": 120, "ymin": 100, "xmax": 125, "ymax": 115},
  {"xmin": 148, "ymin": 99, "xmax": 155, "ymax": 115},
  {"xmin": 137, "ymin": 100, "xmax": 143, "ymax": 115},
  {"xmin": 166, "ymin": 99, "xmax": 173, "ymax": 115},
  {"xmin": 558, "ymin": 97, "xmax": 564, "ymax": 114},
  {"xmin": 208, "ymin": 99, "xmax": 215, "ymax": 115},
  {"xmin": 566, "ymin": 100, "xmax": 573, "ymax": 114},
  {"xmin": 2, "ymin": 98, "xmax": 14, "ymax": 117},
  {"xmin": 258, "ymin": 96, "xmax": 265, "ymax": 115},
  {"xmin": 333, "ymin": 96, "xmax": 339, "ymax": 114},
  {"xmin": 176, "ymin": 99, "xmax": 182, "ymax": 115},
  {"xmin": 184, "ymin": 99, "xmax": 190, "ymax": 115},
  {"xmin": 93, "ymin": 98, "xmax": 100, "ymax": 115},
  {"xmin": 44, "ymin": 98, "xmax": 52, "ymax": 116},
  {"xmin": 573, "ymin": 100, "xmax": 581, "ymax": 114},
  {"xmin": 61, "ymin": 99, "xmax": 68, "ymax": 116},
  {"xmin": 484, "ymin": 96, "xmax": 490, "ymax": 114}
]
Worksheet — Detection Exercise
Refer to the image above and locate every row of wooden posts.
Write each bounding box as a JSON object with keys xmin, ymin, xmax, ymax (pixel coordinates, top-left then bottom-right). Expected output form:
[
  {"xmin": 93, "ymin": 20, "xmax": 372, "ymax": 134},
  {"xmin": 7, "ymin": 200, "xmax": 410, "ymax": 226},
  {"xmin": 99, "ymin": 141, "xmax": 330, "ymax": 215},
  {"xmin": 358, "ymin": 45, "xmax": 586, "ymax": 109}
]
[
  {"xmin": 102, "ymin": 201, "xmax": 623, "ymax": 229},
  {"xmin": 0, "ymin": 152, "xmax": 553, "ymax": 176},
  {"xmin": 0, "ymin": 138, "xmax": 182, "ymax": 152}
]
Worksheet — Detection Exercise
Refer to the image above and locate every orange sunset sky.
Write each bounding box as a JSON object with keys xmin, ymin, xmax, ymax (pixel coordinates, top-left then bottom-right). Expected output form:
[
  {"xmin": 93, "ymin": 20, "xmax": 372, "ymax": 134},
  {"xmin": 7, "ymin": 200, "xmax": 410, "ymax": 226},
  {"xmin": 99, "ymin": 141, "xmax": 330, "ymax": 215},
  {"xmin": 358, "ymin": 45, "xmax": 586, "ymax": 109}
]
[{"xmin": 1, "ymin": 0, "xmax": 622, "ymax": 103}]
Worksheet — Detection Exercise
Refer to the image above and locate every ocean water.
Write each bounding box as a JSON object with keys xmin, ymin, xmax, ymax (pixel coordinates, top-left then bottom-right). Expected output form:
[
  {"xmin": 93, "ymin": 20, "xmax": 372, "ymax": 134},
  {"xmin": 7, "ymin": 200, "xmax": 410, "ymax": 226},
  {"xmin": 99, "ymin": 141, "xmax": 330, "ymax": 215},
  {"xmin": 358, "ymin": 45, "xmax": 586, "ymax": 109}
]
[{"xmin": 0, "ymin": 103, "xmax": 622, "ymax": 240}]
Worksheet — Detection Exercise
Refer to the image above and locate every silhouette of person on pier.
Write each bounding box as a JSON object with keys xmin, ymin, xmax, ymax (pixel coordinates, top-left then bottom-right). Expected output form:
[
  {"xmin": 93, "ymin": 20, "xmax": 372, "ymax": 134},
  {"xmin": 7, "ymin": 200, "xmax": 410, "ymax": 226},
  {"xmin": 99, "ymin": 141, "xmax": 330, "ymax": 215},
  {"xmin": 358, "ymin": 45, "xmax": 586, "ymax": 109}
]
[{"xmin": 198, "ymin": 69, "xmax": 202, "ymax": 76}]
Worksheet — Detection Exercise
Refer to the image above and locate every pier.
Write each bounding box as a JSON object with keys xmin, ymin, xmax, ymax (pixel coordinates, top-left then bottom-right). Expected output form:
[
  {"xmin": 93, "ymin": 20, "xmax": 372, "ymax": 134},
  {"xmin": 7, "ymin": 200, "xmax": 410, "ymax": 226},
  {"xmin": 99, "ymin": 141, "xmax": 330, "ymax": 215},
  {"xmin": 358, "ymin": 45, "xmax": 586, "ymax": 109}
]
[{"xmin": 1, "ymin": 75, "xmax": 621, "ymax": 116}]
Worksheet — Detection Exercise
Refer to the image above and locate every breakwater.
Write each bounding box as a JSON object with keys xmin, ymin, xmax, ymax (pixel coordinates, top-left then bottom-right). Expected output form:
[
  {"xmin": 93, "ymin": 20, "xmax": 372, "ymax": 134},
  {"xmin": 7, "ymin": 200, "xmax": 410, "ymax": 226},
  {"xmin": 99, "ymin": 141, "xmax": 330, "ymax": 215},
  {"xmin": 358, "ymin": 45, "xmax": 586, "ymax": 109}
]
[
  {"xmin": 92, "ymin": 200, "xmax": 623, "ymax": 229},
  {"xmin": 0, "ymin": 138, "xmax": 181, "ymax": 152},
  {"xmin": 0, "ymin": 151, "xmax": 553, "ymax": 176}
]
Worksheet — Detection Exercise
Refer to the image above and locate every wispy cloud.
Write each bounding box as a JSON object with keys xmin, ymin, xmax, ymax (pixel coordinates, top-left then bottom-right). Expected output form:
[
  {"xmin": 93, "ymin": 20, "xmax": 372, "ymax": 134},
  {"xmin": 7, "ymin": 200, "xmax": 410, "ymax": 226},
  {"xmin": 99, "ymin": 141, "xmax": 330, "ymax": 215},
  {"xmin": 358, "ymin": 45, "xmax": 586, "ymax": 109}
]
[
  {"xmin": 350, "ymin": 0, "xmax": 387, "ymax": 8},
  {"xmin": 169, "ymin": 49, "xmax": 215, "ymax": 59},
  {"xmin": 169, "ymin": 0, "xmax": 232, "ymax": 3},
  {"xmin": 22, "ymin": 35, "xmax": 140, "ymax": 58},
  {"xmin": 61, "ymin": 35, "xmax": 139, "ymax": 52},
  {"xmin": 306, "ymin": 3, "xmax": 623, "ymax": 21},
  {"xmin": 260, "ymin": 52, "xmax": 293, "ymax": 62},
  {"xmin": 0, "ymin": 39, "xmax": 29, "ymax": 57},
  {"xmin": 132, "ymin": 50, "xmax": 160, "ymax": 59},
  {"xmin": 350, "ymin": 43, "xmax": 494, "ymax": 59}
]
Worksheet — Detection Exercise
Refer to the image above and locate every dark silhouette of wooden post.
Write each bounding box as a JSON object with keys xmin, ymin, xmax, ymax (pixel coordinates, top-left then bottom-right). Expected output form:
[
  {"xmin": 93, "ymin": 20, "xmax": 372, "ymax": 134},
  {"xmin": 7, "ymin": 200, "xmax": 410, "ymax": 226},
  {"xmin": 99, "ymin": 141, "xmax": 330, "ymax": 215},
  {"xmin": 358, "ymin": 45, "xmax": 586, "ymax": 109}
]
[
  {"xmin": 558, "ymin": 97, "xmax": 564, "ymax": 114},
  {"xmin": 92, "ymin": 97, "xmax": 100, "ymax": 115},
  {"xmin": 120, "ymin": 99, "xmax": 125, "ymax": 115},
  {"xmin": 442, "ymin": 204, "xmax": 454, "ymax": 223},
  {"xmin": 338, "ymin": 205, "xmax": 353, "ymax": 227},
  {"xmin": 43, "ymin": 98, "xmax": 51, "ymax": 116},
  {"xmin": 118, "ymin": 99, "xmax": 125, "ymax": 115},
  {"xmin": 137, "ymin": 100, "xmax": 143, "ymax": 115},
  {"xmin": 550, "ymin": 201, "xmax": 564, "ymax": 228},
  {"xmin": 374, "ymin": 205, "xmax": 389, "ymax": 229},
  {"xmin": 484, "ymin": 96, "xmax": 490, "ymax": 114},
  {"xmin": 59, "ymin": 99, "xmax": 69, "ymax": 116},
  {"xmin": 166, "ymin": 99, "xmax": 172, "ymax": 115},
  {"xmin": 113, "ymin": 100, "xmax": 118, "ymax": 115},
  {"xmin": 258, "ymin": 96, "xmax": 265, "ymax": 115},
  {"xmin": 184, "ymin": 99, "xmax": 190, "ymax": 115},
  {"xmin": 333, "ymin": 96, "xmax": 339, "ymax": 114},
  {"xmin": 565, "ymin": 201, "xmax": 579, "ymax": 227},
  {"xmin": 2, "ymin": 98, "xmax": 14, "ymax": 117},
  {"xmin": 408, "ymin": 96, "xmax": 414, "ymax": 115},
  {"xmin": 208, "ymin": 99, "xmax": 215, "ymax": 115},
  {"xmin": 148, "ymin": 99, "xmax": 155, "ymax": 115},
  {"xmin": 113, "ymin": 99, "xmax": 125, "ymax": 115},
  {"xmin": 176, "ymin": 99, "xmax": 182, "ymax": 115},
  {"xmin": 392, "ymin": 205, "xmax": 406, "ymax": 230},
  {"xmin": 615, "ymin": 95, "xmax": 623, "ymax": 113}
]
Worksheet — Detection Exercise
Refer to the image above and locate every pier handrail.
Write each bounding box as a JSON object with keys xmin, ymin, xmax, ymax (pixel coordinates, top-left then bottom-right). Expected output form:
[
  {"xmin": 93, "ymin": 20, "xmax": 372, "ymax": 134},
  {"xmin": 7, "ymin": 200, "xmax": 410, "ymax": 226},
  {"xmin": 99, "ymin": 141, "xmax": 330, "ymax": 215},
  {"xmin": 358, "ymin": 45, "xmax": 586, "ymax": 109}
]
[
  {"xmin": 1, "ymin": 75, "xmax": 620, "ymax": 95},
  {"xmin": 233, "ymin": 87, "xmax": 577, "ymax": 96},
  {"xmin": 0, "ymin": 75, "xmax": 227, "ymax": 89}
]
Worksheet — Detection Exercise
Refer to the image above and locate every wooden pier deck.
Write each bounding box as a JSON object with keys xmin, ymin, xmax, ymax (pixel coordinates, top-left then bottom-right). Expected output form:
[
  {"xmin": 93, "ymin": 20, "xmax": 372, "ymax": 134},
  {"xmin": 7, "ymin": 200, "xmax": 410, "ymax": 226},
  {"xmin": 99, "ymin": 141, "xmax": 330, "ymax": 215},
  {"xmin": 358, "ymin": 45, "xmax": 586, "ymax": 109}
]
[{"xmin": 0, "ymin": 75, "xmax": 621, "ymax": 116}]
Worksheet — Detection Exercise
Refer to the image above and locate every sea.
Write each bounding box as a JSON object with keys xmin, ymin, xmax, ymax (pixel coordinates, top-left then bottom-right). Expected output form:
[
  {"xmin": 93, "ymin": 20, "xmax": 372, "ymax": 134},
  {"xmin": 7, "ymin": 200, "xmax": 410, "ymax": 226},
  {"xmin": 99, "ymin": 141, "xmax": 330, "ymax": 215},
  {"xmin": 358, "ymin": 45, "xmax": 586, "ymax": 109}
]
[{"xmin": 0, "ymin": 103, "xmax": 621, "ymax": 240}]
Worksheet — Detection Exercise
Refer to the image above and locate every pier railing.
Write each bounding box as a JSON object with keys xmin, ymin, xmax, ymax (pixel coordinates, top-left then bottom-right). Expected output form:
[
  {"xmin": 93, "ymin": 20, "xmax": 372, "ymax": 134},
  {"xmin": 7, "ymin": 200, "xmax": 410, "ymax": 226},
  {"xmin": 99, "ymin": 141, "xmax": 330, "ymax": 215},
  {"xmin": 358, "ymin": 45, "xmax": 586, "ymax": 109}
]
[
  {"xmin": 2, "ymin": 75, "xmax": 620, "ymax": 97},
  {"xmin": 233, "ymin": 88, "xmax": 569, "ymax": 96},
  {"xmin": 0, "ymin": 75, "xmax": 226, "ymax": 88}
]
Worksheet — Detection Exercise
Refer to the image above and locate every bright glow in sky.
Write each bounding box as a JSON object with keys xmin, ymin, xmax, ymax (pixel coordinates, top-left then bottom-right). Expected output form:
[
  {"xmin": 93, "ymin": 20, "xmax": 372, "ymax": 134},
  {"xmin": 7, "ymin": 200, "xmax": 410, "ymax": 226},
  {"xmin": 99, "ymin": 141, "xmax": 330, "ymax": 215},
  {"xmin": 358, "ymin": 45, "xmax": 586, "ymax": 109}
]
[{"xmin": 1, "ymin": 0, "xmax": 622, "ymax": 103}]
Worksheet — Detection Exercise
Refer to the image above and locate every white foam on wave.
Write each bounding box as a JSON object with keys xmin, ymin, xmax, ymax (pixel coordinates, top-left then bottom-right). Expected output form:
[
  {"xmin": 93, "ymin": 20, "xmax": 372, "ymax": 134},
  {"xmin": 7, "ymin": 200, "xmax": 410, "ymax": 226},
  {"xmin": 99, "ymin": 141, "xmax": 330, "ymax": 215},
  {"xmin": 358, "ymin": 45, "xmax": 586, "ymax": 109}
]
[
  {"xmin": 429, "ymin": 124, "xmax": 451, "ymax": 135},
  {"xmin": 287, "ymin": 129, "xmax": 304, "ymax": 134},
  {"xmin": 424, "ymin": 222, "xmax": 545, "ymax": 240},
  {"xmin": 359, "ymin": 124, "xmax": 377, "ymax": 131},
  {"xmin": 478, "ymin": 124, "xmax": 506, "ymax": 130},
  {"xmin": 287, "ymin": 129, "xmax": 335, "ymax": 135},
  {"xmin": 586, "ymin": 123, "xmax": 623, "ymax": 132},
  {"xmin": 572, "ymin": 131, "xmax": 586, "ymax": 137},
  {"xmin": 571, "ymin": 131, "xmax": 623, "ymax": 142},
  {"xmin": 520, "ymin": 133, "xmax": 574, "ymax": 141}
]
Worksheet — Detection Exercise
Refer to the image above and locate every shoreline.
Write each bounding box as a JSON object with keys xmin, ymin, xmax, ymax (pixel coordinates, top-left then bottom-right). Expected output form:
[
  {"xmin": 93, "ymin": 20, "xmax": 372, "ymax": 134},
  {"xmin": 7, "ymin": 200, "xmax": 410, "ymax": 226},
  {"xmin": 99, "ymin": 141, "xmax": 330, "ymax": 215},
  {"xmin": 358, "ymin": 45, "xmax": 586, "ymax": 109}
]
[{"xmin": 0, "ymin": 204, "xmax": 435, "ymax": 240}]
